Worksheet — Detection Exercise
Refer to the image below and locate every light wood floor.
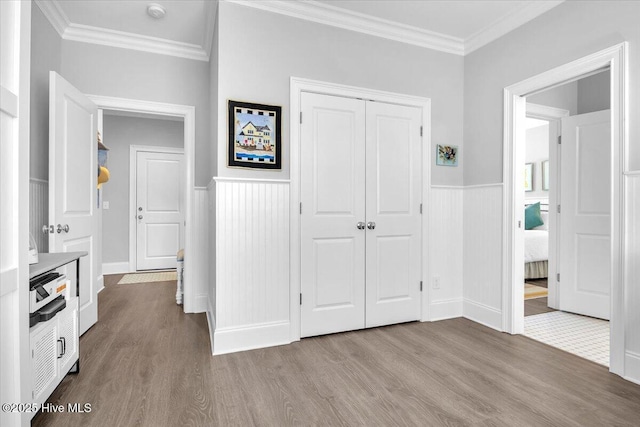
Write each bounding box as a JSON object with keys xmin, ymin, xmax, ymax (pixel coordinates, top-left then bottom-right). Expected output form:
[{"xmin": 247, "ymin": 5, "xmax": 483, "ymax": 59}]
[{"xmin": 33, "ymin": 276, "xmax": 640, "ymax": 426}]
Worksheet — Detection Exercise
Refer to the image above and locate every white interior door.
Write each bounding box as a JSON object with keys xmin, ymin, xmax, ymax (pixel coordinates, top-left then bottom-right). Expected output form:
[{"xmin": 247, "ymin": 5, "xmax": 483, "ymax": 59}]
[
  {"xmin": 49, "ymin": 71, "xmax": 98, "ymax": 335},
  {"xmin": 559, "ymin": 110, "xmax": 611, "ymax": 320},
  {"xmin": 365, "ymin": 102, "xmax": 422, "ymax": 327},
  {"xmin": 300, "ymin": 93, "xmax": 366, "ymax": 337},
  {"xmin": 136, "ymin": 151, "xmax": 185, "ymax": 271}
]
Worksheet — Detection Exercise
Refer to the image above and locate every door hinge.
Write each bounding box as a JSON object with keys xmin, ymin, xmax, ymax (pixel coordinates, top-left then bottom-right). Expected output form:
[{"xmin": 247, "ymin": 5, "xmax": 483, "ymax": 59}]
[
  {"xmin": 557, "ymin": 273, "xmax": 560, "ymax": 282},
  {"xmin": 557, "ymin": 204, "xmax": 561, "ymax": 214},
  {"xmin": 300, "ymin": 202, "xmax": 302, "ymax": 214},
  {"xmin": 420, "ymin": 126, "xmax": 423, "ymax": 137},
  {"xmin": 420, "ymin": 203, "xmax": 423, "ymax": 214},
  {"xmin": 300, "ymin": 293, "xmax": 302, "ymax": 305},
  {"xmin": 300, "ymin": 112, "xmax": 302, "ymax": 124},
  {"xmin": 558, "ymin": 135, "xmax": 562, "ymax": 145},
  {"xmin": 420, "ymin": 281, "xmax": 423, "ymax": 292}
]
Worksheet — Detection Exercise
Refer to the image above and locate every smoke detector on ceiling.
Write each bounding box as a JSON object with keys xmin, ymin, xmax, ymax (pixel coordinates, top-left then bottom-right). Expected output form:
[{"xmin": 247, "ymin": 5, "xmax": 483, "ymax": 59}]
[{"xmin": 147, "ymin": 3, "xmax": 166, "ymax": 19}]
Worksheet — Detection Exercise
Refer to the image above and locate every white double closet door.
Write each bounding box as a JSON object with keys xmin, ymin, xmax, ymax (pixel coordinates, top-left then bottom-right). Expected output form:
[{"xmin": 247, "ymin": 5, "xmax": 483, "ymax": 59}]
[{"xmin": 300, "ymin": 92, "xmax": 422, "ymax": 338}]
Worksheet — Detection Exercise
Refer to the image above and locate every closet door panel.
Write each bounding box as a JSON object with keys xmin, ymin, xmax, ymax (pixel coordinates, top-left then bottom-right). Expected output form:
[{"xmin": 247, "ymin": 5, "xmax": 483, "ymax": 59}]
[
  {"xmin": 365, "ymin": 102, "xmax": 422, "ymax": 328},
  {"xmin": 300, "ymin": 93, "xmax": 366, "ymax": 337}
]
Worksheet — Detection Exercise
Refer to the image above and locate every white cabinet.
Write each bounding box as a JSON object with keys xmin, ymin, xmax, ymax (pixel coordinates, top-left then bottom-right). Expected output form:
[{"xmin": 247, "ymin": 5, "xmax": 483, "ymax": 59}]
[{"xmin": 29, "ymin": 297, "xmax": 79, "ymax": 411}]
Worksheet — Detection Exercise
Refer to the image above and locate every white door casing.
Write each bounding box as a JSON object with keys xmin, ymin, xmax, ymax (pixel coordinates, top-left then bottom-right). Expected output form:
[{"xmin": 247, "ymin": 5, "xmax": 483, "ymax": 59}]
[
  {"xmin": 365, "ymin": 101, "xmax": 422, "ymax": 327},
  {"xmin": 300, "ymin": 92, "xmax": 422, "ymax": 337},
  {"xmin": 135, "ymin": 150, "xmax": 185, "ymax": 271},
  {"xmin": 49, "ymin": 71, "xmax": 98, "ymax": 336},
  {"xmin": 559, "ymin": 110, "xmax": 611, "ymax": 320},
  {"xmin": 300, "ymin": 93, "xmax": 366, "ymax": 337}
]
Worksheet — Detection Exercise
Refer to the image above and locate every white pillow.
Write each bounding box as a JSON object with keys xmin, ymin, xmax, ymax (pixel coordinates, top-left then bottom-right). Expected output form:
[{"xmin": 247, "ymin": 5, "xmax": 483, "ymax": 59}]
[{"xmin": 533, "ymin": 211, "xmax": 548, "ymax": 230}]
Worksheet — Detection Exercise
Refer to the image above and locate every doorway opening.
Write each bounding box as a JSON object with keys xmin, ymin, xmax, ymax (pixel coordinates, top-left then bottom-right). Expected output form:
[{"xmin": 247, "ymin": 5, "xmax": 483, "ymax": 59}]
[
  {"xmin": 502, "ymin": 43, "xmax": 628, "ymax": 376},
  {"xmin": 88, "ymin": 95, "xmax": 197, "ymax": 313},
  {"xmin": 521, "ymin": 70, "xmax": 611, "ymax": 366}
]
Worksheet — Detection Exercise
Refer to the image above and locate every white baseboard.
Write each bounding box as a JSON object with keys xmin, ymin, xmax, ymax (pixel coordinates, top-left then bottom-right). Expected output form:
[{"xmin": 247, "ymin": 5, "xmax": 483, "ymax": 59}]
[
  {"xmin": 96, "ymin": 275, "xmax": 104, "ymax": 293},
  {"xmin": 206, "ymin": 300, "xmax": 216, "ymax": 356},
  {"xmin": 430, "ymin": 298, "xmax": 463, "ymax": 321},
  {"xmin": 213, "ymin": 321, "xmax": 290, "ymax": 355},
  {"xmin": 193, "ymin": 293, "xmax": 208, "ymax": 314},
  {"xmin": 624, "ymin": 351, "xmax": 640, "ymax": 385},
  {"xmin": 102, "ymin": 262, "xmax": 132, "ymax": 275},
  {"xmin": 463, "ymin": 299, "xmax": 502, "ymax": 331}
]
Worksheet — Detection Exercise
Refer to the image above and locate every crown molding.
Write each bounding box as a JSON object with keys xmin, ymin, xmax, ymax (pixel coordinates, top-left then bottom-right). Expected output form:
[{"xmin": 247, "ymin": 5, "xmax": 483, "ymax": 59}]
[
  {"xmin": 36, "ymin": 0, "xmax": 210, "ymax": 62},
  {"xmin": 227, "ymin": 0, "xmax": 563, "ymax": 57},
  {"xmin": 35, "ymin": 0, "xmax": 69, "ymax": 37},
  {"xmin": 464, "ymin": 1, "xmax": 565, "ymax": 54},
  {"xmin": 227, "ymin": 0, "xmax": 465, "ymax": 55}
]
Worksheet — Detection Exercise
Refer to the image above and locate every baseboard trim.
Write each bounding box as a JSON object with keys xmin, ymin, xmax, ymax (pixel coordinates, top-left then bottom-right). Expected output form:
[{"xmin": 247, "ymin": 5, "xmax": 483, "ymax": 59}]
[
  {"xmin": 192, "ymin": 293, "xmax": 208, "ymax": 314},
  {"xmin": 430, "ymin": 298, "xmax": 463, "ymax": 321},
  {"xmin": 206, "ymin": 299, "xmax": 216, "ymax": 356},
  {"xmin": 102, "ymin": 262, "xmax": 132, "ymax": 275},
  {"xmin": 624, "ymin": 351, "xmax": 640, "ymax": 385},
  {"xmin": 463, "ymin": 299, "xmax": 502, "ymax": 331},
  {"xmin": 96, "ymin": 275, "xmax": 104, "ymax": 294},
  {"xmin": 213, "ymin": 321, "xmax": 290, "ymax": 355}
]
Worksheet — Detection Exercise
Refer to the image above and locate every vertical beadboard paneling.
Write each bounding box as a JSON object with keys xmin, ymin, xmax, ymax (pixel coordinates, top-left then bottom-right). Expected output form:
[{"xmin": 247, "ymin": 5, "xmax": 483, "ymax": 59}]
[
  {"xmin": 192, "ymin": 187, "xmax": 209, "ymax": 313},
  {"xmin": 463, "ymin": 184, "xmax": 503, "ymax": 330},
  {"xmin": 625, "ymin": 173, "xmax": 640, "ymax": 382},
  {"xmin": 429, "ymin": 187, "xmax": 464, "ymax": 320},
  {"xmin": 214, "ymin": 178, "xmax": 290, "ymax": 354},
  {"xmin": 29, "ymin": 178, "xmax": 48, "ymax": 253}
]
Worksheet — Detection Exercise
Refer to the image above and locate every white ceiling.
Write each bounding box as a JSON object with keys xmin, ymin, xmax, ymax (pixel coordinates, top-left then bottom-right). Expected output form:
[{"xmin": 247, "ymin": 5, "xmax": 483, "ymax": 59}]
[{"xmin": 36, "ymin": 0, "xmax": 564, "ymax": 61}]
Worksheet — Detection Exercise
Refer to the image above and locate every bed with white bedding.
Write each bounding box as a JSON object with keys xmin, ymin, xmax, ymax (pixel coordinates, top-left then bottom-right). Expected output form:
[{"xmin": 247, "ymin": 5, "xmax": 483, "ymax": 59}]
[{"xmin": 525, "ymin": 203, "xmax": 549, "ymax": 279}]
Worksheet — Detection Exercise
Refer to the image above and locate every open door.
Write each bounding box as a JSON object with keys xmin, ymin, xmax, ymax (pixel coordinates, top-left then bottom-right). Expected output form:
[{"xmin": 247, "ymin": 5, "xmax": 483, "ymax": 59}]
[
  {"xmin": 559, "ymin": 110, "xmax": 611, "ymax": 320},
  {"xmin": 48, "ymin": 71, "xmax": 99, "ymax": 335}
]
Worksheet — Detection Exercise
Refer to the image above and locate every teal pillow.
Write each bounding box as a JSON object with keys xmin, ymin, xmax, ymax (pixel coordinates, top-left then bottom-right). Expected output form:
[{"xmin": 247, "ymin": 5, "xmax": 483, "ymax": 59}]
[{"xmin": 525, "ymin": 202, "xmax": 544, "ymax": 230}]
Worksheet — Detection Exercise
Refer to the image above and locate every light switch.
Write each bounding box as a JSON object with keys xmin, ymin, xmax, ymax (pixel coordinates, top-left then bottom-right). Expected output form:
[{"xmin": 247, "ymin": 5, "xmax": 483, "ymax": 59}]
[{"xmin": 103, "ymin": 201, "xmax": 110, "ymax": 210}]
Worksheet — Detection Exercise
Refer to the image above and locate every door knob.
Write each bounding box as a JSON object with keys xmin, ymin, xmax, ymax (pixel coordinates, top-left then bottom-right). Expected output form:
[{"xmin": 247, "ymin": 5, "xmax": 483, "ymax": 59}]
[
  {"xmin": 138, "ymin": 207, "xmax": 143, "ymax": 211},
  {"xmin": 43, "ymin": 225, "xmax": 54, "ymax": 234},
  {"xmin": 367, "ymin": 221, "xmax": 376, "ymax": 230},
  {"xmin": 56, "ymin": 224, "xmax": 62, "ymax": 233},
  {"xmin": 138, "ymin": 215, "xmax": 143, "ymax": 220},
  {"xmin": 356, "ymin": 222, "xmax": 365, "ymax": 230},
  {"xmin": 62, "ymin": 224, "xmax": 69, "ymax": 233}
]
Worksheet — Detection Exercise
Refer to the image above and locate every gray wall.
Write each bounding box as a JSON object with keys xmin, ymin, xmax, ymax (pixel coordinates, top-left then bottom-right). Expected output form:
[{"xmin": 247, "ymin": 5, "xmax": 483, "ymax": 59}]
[
  {"xmin": 101, "ymin": 115, "xmax": 184, "ymax": 263},
  {"xmin": 527, "ymin": 70, "xmax": 610, "ymax": 116},
  {"xmin": 577, "ymin": 70, "xmax": 610, "ymax": 114},
  {"xmin": 464, "ymin": 1, "xmax": 639, "ymax": 185},
  {"xmin": 528, "ymin": 81, "xmax": 578, "ymax": 115},
  {"xmin": 30, "ymin": 4, "xmax": 61, "ymax": 180},
  {"xmin": 215, "ymin": 1, "xmax": 465, "ymax": 185},
  {"xmin": 58, "ymin": 41, "xmax": 209, "ymax": 186}
]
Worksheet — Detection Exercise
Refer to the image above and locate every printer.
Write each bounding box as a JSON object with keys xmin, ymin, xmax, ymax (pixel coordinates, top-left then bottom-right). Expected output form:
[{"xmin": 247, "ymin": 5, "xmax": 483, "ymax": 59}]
[{"xmin": 29, "ymin": 272, "xmax": 69, "ymax": 327}]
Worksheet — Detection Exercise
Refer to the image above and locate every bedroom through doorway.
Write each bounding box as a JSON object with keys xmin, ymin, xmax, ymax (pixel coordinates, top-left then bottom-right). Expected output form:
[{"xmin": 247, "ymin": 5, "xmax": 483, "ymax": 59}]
[{"xmin": 520, "ymin": 69, "xmax": 612, "ymax": 367}]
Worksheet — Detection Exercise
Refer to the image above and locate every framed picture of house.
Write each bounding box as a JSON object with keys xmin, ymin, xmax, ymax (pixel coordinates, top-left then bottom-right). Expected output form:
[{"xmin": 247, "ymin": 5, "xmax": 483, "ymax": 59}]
[
  {"xmin": 524, "ymin": 163, "xmax": 533, "ymax": 192},
  {"xmin": 228, "ymin": 100, "xmax": 282, "ymax": 169}
]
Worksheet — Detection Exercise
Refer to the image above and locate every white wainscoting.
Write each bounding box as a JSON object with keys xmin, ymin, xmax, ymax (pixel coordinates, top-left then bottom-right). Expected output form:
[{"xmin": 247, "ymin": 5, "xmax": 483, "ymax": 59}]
[
  {"xmin": 463, "ymin": 184, "xmax": 504, "ymax": 331},
  {"xmin": 29, "ymin": 178, "xmax": 48, "ymax": 253},
  {"xmin": 191, "ymin": 187, "xmax": 209, "ymax": 313},
  {"xmin": 429, "ymin": 186, "xmax": 464, "ymax": 320},
  {"xmin": 213, "ymin": 178, "xmax": 290, "ymax": 355},
  {"xmin": 206, "ymin": 179, "xmax": 216, "ymax": 355},
  {"xmin": 625, "ymin": 173, "xmax": 640, "ymax": 384}
]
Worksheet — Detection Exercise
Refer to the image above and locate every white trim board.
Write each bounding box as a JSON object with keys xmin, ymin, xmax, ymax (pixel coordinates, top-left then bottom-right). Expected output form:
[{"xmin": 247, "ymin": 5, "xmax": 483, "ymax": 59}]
[
  {"xmin": 88, "ymin": 95, "xmax": 198, "ymax": 314},
  {"xmin": 128, "ymin": 145, "xmax": 185, "ymax": 274},
  {"xmin": 228, "ymin": 0, "xmax": 563, "ymax": 56},
  {"xmin": 35, "ymin": 0, "xmax": 214, "ymax": 61},
  {"xmin": 289, "ymin": 77, "xmax": 432, "ymax": 342},
  {"xmin": 502, "ymin": 43, "xmax": 629, "ymax": 378}
]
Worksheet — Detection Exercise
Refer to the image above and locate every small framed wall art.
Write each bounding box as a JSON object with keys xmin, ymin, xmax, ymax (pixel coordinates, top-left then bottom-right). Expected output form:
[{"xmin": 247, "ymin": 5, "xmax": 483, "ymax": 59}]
[
  {"xmin": 228, "ymin": 100, "xmax": 282, "ymax": 169},
  {"xmin": 436, "ymin": 144, "xmax": 458, "ymax": 166}
]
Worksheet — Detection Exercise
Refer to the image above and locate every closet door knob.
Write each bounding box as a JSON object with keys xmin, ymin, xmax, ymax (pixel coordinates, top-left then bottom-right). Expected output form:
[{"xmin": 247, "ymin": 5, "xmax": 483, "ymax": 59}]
[
  {"xmin": 62, "ymin": 224, "xmax": 70, "ymax": 233},
  {"xmin": 138, "ymin": 215, "xmax": 143, "ymax": 220},
  {"xmin": 356, "ymin": 222, "xmax": 366, "ymax": 230},
  {"xmin": 367, "ymin": 221, "xmax": 376, "ymax": 230}
]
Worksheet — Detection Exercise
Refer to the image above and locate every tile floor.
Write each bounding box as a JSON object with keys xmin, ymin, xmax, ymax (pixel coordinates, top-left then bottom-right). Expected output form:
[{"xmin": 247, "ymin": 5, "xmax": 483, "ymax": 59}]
[{"xmin": 524, "ymin": 311, "xmax": 610, "ymax": 367}]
